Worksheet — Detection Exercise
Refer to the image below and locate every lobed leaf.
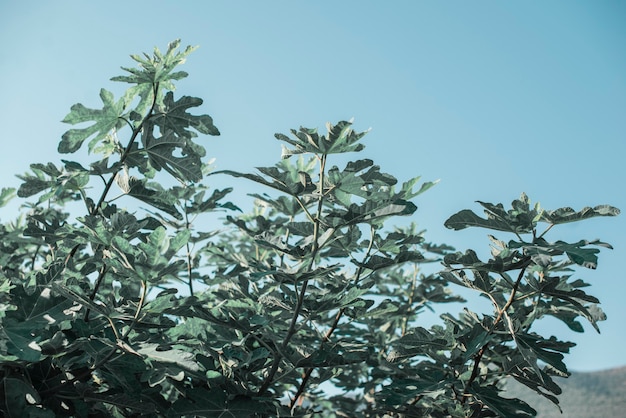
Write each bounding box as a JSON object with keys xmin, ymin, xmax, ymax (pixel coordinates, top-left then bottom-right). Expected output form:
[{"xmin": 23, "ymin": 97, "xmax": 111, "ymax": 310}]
[
  {"xmin": 541, "ymin": 205, "xmax": 620, "ymax": 225},
  {"xmin": 0, "ymin": 187, "xmax": 16, "ymax": 208},
  {"xmin": 126, "ymin": 178, "xmax": 182, "ymax": 220},
  {"xmin": 136, "ymin": 342, "xmax": 200, "ymax": 372},
  {"xmin": 59, "ymin": 89, "xmax": 127, "ymax": 154},
  {"xmin": 111, "ymin": 39, "xmax": 197, "ymax": 86},
  {"xmin": 151, "ymin": 92, "xmax": 219, "ymax": 138},
  {"xmin": 278, "ymin": 120, "xmax": 368, "ymax": 156}
]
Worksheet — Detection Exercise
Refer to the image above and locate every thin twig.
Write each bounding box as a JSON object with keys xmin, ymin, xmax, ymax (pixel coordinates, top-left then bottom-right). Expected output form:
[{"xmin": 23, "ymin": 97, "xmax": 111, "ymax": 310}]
[
  {"xmin": 402, "ymin": 264, "xmax": 420, "ymax": 337},
  {"xmin": 84, "ymin": 264, "xmax": 108, "ymax": 322},
  {"xmin": 184, "ymin": 210, "xmax": 194, "ymax": 296},
  {"xmin": 537, "ymin": 223, "xmax": 555, "ymax": 240}
]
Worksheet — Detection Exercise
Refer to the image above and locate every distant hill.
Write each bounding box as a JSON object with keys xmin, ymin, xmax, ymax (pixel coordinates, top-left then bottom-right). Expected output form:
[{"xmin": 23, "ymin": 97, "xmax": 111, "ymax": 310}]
[{"xmin": 503, "ymin": 366, "xmax": 626, "ymax": 417}]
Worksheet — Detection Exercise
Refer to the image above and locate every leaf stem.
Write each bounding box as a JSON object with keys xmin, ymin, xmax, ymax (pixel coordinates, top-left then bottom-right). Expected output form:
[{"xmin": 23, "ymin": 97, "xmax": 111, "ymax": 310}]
[{"xmin": 402, "ymin": 264, "xmax": 420, "ymax": 337}]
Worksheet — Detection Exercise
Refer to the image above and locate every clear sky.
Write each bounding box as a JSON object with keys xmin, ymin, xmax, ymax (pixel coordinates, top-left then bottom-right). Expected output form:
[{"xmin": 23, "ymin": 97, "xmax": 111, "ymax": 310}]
[{"xmin": 1, "ymin": 1, "xmax": 624, "ymax": 372}]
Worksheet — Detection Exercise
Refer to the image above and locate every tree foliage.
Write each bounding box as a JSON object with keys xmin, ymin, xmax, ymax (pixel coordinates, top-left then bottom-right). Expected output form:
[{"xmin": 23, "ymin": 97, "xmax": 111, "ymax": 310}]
[{"xmin": 0, "ymin": 40, "xmax": 619, "ymax": 417}]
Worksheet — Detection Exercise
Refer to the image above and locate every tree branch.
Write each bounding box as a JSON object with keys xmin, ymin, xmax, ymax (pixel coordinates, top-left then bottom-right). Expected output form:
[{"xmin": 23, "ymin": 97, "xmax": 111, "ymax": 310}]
[
  {"xmin": 462, "ymin": 264, "xmax": 528, "ymax": 404},
  {"xmin": 258, "ymin": 154, "xmax": 328, "ymax": 397}
]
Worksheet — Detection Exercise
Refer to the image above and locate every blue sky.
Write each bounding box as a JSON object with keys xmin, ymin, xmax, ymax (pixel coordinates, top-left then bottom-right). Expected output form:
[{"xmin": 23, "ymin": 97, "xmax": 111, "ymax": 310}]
[{"xmin": 1, "ymin": 1, "xmax": 624, "ymax": 372}]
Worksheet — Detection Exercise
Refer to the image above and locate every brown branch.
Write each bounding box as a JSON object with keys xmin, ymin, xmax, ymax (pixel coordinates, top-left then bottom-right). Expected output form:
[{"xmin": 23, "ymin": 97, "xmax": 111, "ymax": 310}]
[
  {"xmin": 184, "ymin": 211, "xmax": 194, "ymax": 296},
  {"xmin": 461, "ymin": 263, "xmax": 528, "ymax": 404},
  {"xmin": 84, "ymin": 264, "xmax": 108, "ymax": 322},
  {"xmin": 44, "ymin": 85, "xmax": 163, "ymax": 397},
  {"xmin": 289, "ymin": 225, "xmax": 376, "ymax": 408},
  {"xmin": 258, "ymin": 154, "xmax": 328, "ymax": 397}
]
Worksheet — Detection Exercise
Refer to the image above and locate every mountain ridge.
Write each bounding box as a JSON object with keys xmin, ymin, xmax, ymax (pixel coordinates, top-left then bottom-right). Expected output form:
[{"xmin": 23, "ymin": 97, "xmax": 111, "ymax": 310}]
[{"xmin": 504, "ymin": 365, "xmax": 626, "ymax": 417}]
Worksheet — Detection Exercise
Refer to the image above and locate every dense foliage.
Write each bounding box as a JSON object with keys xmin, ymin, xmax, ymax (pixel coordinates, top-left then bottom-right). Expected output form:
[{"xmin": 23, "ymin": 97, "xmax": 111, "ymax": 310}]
[{"xmin": 0, "ymin": 40, "xmax": 619, "ymax": 417}]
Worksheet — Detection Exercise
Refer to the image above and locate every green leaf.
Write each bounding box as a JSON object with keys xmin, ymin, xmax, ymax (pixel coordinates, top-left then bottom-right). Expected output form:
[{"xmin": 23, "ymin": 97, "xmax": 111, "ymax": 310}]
[
  {"xmin": 516, "ymin": 333, "xmax": 573, "ymax": 375},
  {"xmin": 59, "ymin": 88, "xmax": 126, "ymax": 154},
  {"xmin": 126, "ymin": 178, "xmax": 182, "ymax": 220},
  {"xmin": 111, "ymin": 39, "xmax": 197, "ymax": 86},
  {"xmin": 2, "ymin": 269, "xmax": 77, "ymax": 361},
  {"xmin": 136, "ymin": 342, "xmax": 200, "ymax": 372},
  {"xmin": 248, "ymin": 194, "xmax": 303, "ymax": 217},
  {"xmin": 0, "ymin": 187, "xmax": 16, "ymax": 208},
  {"xmin": 391, "ymin": 327, "xmax": 450, "ymax": 359},
  {"xmin": 445, "ymin": 193, "xmax": 544, "ymax": 233},
  {"xmin": 1, "ymin": 377, "xmax": 54, "ymax": 417},
  {"xmin": 443, "ymin": 249, "xmax": 530, "ymax": 276},
  {"xmin": 61, "ymin": 159, "xmax": 89, "ymax": 173},
  {"xmin": 152, "ymin": 92, "xmax": 219, "ymax": 138},
  {"xmin": 218, "ymin": 169, "xmax": 316, "ymax": 197},
  {"xmin": 551, "ymin": 308, "xmax": 585, "ymax": 333},
  {"xmin": 535, "ymin": 276, "xmax": 605, "ymax": 332},
  {"xmin": 326, "ymin": 199, "xmax": 417, "ymax": 227},
  {"xmin": 1, "ymin": 327, "xmax": 42, "ymax": 362},
  {"xmin": 75, "ymin": 392, "xmax": 159, "ymax": 415},
  {"xmin": 445, "ymin": 208, "xmax": 519, "ymax": 233},
  {"xmin": 16, "ymin": 163, "xmax": 60, "ymax": 198},
  {"xmin": 353, "ymin": 250, "xmax": 424, "ymax": 271},
  {"xmin": 278, "ymin": 120, "xmax": 368, "ymax": 156},
  {"xmin": 50, "ymin": 282, "xmax": 110, "ymax": 317},
  {"xmin": 468, "ymin": 383, "xmax": 536, "ymax": 417},
  {"xmin": 458, "ymin": 322, "xmax": 494, "ymax": 361},
  {"xmin": 552, "ymin": 240, "xmax": 604, "ymax": 269},
  {"xmin": 363, "ymin": 299, "xmax": 400, "ymax": 318},
  {"xmin": 142, "ymin": 288, "xmax": 179, "ymax": 315},
  {"xmin": 16, "ymin": 175, "xmax": 50, "ymax": 198},
  {"xmin": 328, "ymin": 159, "xmax": 396, "ymax": 199},
  {"xmin": 170, "ymin": 388, "xmax": 274, "ymax": 417},
  {"xmin": 187, "ymin": 188, "xmax": 235, "ymax": 214},
  {"xmin": 167, "ymin": 229, "xmax": 191, "ymax": 257},
  {"xmin": 512, "ymin": 237, "xmax": 614, "ymax": 270},
  {"xmin": 541, "ymin": 204, "xmax": 620, "ymax": 225},
  {"xmin": 378, "ymin": 372, "xmax": 450, "ymax": 405},
  {"xmin": 509, "ymin": 365, "xmax": 562, "ymax": 406},
  {"xmin": 141, "ymin": 130, "xmax": 201, "ymax": 183}
]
